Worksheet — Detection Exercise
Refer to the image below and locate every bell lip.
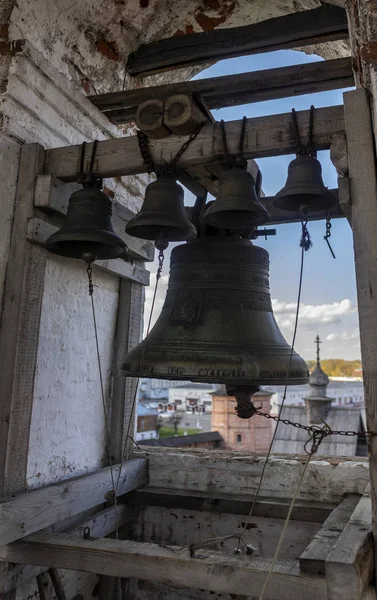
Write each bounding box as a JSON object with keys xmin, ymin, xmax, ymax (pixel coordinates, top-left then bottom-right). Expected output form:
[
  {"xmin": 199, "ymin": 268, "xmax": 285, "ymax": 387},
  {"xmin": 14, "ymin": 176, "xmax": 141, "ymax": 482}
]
[
  {"xmin": 203, "ymin": 205, "xmax": 269, "ymax": 228},
  {"xmin": 273, "ymin": 188, "xmax": 336, "ymax": 212},
  {"xmin": 125, "ymin": 217, "xmax": 197, "ymax": 242},
  {"xmin": 45, "ymin": 230, "xmax": 127, "ymax": 260}
]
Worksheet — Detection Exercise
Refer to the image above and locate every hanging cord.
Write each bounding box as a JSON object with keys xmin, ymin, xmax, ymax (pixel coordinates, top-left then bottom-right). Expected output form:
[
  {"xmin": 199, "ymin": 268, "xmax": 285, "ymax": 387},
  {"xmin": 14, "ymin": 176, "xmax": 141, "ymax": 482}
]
[
  {"xmin": 324, "ymin": 215, "xmax": 336, "ymax": 259},
  {"xmin": 190, "ymin": 243, "xmax": 306, "ymax": 557},
  {"xmin": 300, "ymin": 220, "xmax": 313, "ymax": 252},
  {"xmin": 78, "ymin": 140, "xmax": 102, "ymax": 189},
  {"xmin": 113, "ymin": 247, "xmax": 165, "ymax": 495},
  {"xmin": 86, "ymin": 266, "xmax": 118, "ymax": 524},
  {"xmin": 257, "ymin": 425, "xmax": 328, "ymax": 600},
  {"xmin": 220, "ymin": 116, "xmax": 248, "ymax": 170}
]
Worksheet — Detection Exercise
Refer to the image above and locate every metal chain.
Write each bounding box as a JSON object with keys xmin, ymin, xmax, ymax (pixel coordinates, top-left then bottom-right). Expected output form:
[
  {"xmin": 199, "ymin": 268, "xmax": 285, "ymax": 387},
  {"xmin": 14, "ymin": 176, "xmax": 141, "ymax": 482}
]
[
  {"xmin": 324, "ymin": 216, "xmax": 336, "ymax": 259},
  {"xmin": 254, "ymin": 407, "xmax": 375, "ymax": 438},
  {"xmin": 137, "ymin": 130, "xmax": 155, "ymax": 174},
  {"xmin": 137, "ymin": 124, "xmax": 204, "ymax": 178}
]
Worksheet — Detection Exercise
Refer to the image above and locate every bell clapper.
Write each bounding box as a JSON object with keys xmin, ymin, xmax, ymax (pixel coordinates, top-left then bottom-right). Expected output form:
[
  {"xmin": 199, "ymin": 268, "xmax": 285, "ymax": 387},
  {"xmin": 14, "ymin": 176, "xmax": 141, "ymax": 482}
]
[{"xmin": 226, "ymin": 385, "xmax": 260, "ymax": 419}]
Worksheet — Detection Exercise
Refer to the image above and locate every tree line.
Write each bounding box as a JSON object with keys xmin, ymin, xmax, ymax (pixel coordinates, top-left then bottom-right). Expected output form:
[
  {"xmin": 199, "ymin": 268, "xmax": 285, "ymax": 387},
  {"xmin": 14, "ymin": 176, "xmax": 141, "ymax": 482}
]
[{"xmin": 306, "ymin": 359, "xmax": 362, "ymax": 377}]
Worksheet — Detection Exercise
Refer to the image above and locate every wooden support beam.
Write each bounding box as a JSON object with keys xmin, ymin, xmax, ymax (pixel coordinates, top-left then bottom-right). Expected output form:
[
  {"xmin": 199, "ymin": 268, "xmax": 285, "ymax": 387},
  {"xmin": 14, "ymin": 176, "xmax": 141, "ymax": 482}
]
[
  {"xmin": 0, "ymin": 144, "xmax": 46, "ymax": 496},
  {"xmin": 127, "ymin": 487, "xmax": 335, "ymax": 523},
  {"xmin": 326, "ymin": 489, "xmax": 373, "ymax": 600},
  {"xmin": 0, "ymin": 457, "xmax": 148, "ymax": 546},
  {"xmin": 126, "ymin": 5, "xmax": 348, "ymax": 76},
  {"xmin": 0, "ymin": 534, "xmax": 327, "ymax": 599},
  {"xmin": 262, "ymin": 189, "xmax": 344, "ymax": 225},
  {"xmin": 0, "ymin": 504, "xmax": 131, "ymax": 594},
  {"xmin": 91, "ymin": 58, "xmax": 353, "ymax": 124},
  {"xmin": 344, "ymin": 87, "xmax": 377, "ymax": 594},
  {"xmin": 26, "ymin": 218, "xmax": 150, "ymax": 286},
  {"xmin": 44, "ymin": 105, "xmax": 344, "ymax": 182},
  {"xmin": 299, "ymin": 495, "xmax": 361, "ymax": 575},
  {"xmin": 34, "ymin": 174, "xmax": 155, "ymax": 262}
]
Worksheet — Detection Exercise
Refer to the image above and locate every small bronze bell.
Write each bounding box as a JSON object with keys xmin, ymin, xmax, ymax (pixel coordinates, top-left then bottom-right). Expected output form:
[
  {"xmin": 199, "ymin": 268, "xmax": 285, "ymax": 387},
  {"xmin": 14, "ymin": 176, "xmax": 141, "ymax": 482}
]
[
  {"xmin": 122, "ymin": 235, "xmax": 309, "ymax": 387},
  {"xmin": 204, "ymin": 168, "xmax": 269, "ymax": 229},
  {"xmin": 45, "ymin": 187, "xmax": 126, "ymax": 263},
  {"xmin": 274, "ymin": 155, "xmax": 335, "ymax": 213},
  {"xmin": 125, "ymin": 177, "xmax": 197, "ymax": 242}
]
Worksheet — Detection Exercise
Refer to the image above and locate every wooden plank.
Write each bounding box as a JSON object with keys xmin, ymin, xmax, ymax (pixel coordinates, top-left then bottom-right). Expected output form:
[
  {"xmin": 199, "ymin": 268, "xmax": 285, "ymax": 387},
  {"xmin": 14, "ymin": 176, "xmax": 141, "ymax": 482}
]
[
  {"xmin": 91, "ymin": 58, "xmax": 353, "ymax": 124},
  {"xmin": 326, "ymin": 490, "xmax": 373, "ymax": 600},
  {"xmin": 127, "ymin": 5, "xmax": 348, "ymax": 76},
  {"xmin": 44, "ymin": 105, "xmax": 345, "ymax": 182},
  {"xmin": 344, "ymin": 88, "xmax": 377, "ymax": 589},
  {"xmin": 34, "ymin": 174, "xmax": 155, "ymax": 262},
  {"xmin": 26, "ymin": 218, "xmax": 150, "ymax": 286},
  {"xmin": 262, "ymin": 189, "xmax": 344, "ymax": 225},
  {"xmin": 0, "ymin": 457, "xmax": 148, "ymax": 547},
  {"xmin": 0, "ymin": 504, "xmax": 130, "ymax": 594},
  {"xmin": 0, "ymin": 144, "xmax": 46, "ymax": 497},
  {"xmin": 300, "ymin": 495, "xmax": 361, "ymax": 575},
  {"xmin": 0, "ymin": 534, "xmax": 327, "ymax": 599},
  {"xmin": 127, "ymin": 487, "xmax": 335, "ymax": 523}
]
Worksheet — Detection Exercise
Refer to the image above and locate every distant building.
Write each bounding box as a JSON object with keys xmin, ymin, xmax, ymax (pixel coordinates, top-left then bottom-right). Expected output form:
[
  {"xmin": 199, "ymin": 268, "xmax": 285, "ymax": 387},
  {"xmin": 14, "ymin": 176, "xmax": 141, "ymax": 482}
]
[
  {"xmin": 136, "ymin": 403, "xmax": 159, "ymax": 442},
  {"xmin": 211, "ymin": 387, "xmax": 273, "ymax": 452},
  {"xmin": 271, "ymin": 337, "xmax": 367, "ymax": 457},
  {"xmin": 168, "ymin": 383, "xmax": 215, "ymax": 413}
]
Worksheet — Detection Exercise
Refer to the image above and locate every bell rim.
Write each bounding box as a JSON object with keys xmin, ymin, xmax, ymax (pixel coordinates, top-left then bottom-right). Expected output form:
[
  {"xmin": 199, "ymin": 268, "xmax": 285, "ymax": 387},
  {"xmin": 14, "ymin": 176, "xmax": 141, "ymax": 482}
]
[
  {"xmin": 125, "ymin": 219, "xmax": 197, "ymax": 242},
  {"xmin": 45, "ymin": 230, "xmax": 126, "ymax": 260}
]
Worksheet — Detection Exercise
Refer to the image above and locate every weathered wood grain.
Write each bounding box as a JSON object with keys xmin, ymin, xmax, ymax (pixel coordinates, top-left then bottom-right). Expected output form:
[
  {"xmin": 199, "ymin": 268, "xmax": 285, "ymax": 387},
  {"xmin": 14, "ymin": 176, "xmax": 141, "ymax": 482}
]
[
  {"xmin": 0, "ymin": 457, "xmax": 148, "ymax": 546},
  {"xmin": 326, "ymin": 489, "xmax": 373, "ymax": 600},
  {"xmin": 127, "ymin": 5, "xmax": 348, "ymax": 76},
  {"xmin": 0, "ymin": 534, "xmax": 327, "ymax": 599},
  {"xmin": 91, "ymin": 58, "xmax": 353, "ymax": 123},
  {"xmin": 26, "ymin": 218, "xmax": 150, "ymax": 286},
  {"xmin": 0, "ymin": 504, "xmax": 130, "ymax": 593},
  {"xmin": 344, "ymin": 87, "xmax": 377, "ymax": 588},
  {"xmin": 300, "ymin": 495, "xmax": 361, "ymax": 575},
  {"xmin": 44, "ymin": 105, "xmax": 345, "ymax": 182},
  {"xmin": 0, "ymin": 144, "xmax": 46, "ymax": 497}
]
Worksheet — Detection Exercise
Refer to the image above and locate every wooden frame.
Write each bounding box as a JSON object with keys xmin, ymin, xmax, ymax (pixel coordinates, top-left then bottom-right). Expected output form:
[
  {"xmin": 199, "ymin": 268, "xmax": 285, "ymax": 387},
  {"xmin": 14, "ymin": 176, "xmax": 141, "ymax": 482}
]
[
  {"xmin": 44, "ymin": 105, "xmax": 345, "ymax": 182},
  {"xmin": 0, "ymin": 457, "xmax": 147, "ymax": 547},
  {"xmin": 91, "ymin": 58, "xmax": 353, "ymax": 125},
  {"xmin": 127, "ymin": 5, "xmax": 348, "ymax": 76}
]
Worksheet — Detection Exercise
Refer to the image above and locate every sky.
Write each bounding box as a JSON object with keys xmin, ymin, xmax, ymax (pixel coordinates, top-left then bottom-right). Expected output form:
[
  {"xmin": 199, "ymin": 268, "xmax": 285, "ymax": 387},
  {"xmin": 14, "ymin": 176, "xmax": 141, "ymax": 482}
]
[{"xmin": 143, "ymin": 49, "xmax": 360, "ymax": 362}]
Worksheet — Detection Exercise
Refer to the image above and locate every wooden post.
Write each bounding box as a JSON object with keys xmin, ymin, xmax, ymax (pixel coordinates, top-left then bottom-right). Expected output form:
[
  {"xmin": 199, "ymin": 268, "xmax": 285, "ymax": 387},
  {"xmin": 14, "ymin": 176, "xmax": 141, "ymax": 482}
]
[
  {"xmin": 0, "ymin": 143, "xmax": 45, "ymax": 496},
  {"xmin": 344, "ymin": 87, "xmax": 377, "ymax": 586}
]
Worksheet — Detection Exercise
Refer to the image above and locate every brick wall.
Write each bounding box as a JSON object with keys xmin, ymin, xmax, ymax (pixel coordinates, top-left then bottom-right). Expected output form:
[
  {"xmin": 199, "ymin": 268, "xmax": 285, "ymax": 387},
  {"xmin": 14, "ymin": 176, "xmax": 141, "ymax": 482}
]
[{"xmin": 211, "ymin": 392, "xmax": 273, "ymax": 452}]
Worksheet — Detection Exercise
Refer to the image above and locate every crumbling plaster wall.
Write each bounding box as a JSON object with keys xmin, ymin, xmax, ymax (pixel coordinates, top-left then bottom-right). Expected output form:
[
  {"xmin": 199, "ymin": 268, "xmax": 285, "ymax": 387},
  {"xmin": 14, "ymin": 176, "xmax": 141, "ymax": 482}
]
[{"xmin": 6, "ymin": 0, "xmax": 350, "ymax": 95}]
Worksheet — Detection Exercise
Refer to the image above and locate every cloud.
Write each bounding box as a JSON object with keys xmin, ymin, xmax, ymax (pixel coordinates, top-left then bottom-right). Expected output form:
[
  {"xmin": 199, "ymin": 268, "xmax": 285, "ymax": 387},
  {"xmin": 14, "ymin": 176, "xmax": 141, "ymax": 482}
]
[
  {"xmin": 326, "ymin": 329, "xmax": 360, "ymax": 342},
  {"xmin": 272, "ymin": 298, "xmax": 356, "ymax": 330}
]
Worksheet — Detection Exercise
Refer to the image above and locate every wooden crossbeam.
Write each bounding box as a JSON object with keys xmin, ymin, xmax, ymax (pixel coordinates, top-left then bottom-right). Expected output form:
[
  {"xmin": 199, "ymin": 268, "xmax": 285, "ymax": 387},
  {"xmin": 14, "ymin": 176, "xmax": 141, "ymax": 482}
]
[
  {"xmin": 0, "ymin": 533, "xmax": 327, "ymax": 599},
  {"xmin": 44, "ymin": 105, "xmax": 344, "ymax": 182},
  {"xmin": 0, "ymin": 458, "xmax": 148, "ymax": 546},
  {"xmin": 91, "ymin": 58, "xmax": 353, "ymax": 125},
  {"xmin": 127, "ymin": 5, "xmax": 348, "ymax": 76},
  {"xmin": 299, "ymin": 495, "xmax": 361, "ymax": 575},
  {"xmin": 127, "ymin": 487, "xmax": 335, "ymax": 523}
]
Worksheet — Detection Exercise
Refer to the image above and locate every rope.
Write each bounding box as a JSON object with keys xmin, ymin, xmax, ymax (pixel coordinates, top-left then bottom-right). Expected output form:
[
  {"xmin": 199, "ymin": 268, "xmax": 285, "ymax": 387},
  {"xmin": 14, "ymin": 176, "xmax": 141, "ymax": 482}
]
[
  {"xmin": 190, "ymin": 243, "xmax": 306, "ymax": 557},
  {"xmin": 114, "ymin": 248, "xmax": 165, "ymax": 494},
  {"xmin": 86, "ymin": 266, "xmax": 118, "ymax": 535},
  {"xmin": 257, "ymin": 448, "xmax": 314, "ymax": 600}
]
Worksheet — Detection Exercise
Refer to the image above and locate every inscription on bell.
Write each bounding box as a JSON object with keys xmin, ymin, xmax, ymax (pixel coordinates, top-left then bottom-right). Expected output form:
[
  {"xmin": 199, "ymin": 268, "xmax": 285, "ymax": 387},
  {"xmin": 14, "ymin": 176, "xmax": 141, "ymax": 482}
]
[{"xmin": 171, "ymin": 291, "xmax": 203, "ymax": 325}]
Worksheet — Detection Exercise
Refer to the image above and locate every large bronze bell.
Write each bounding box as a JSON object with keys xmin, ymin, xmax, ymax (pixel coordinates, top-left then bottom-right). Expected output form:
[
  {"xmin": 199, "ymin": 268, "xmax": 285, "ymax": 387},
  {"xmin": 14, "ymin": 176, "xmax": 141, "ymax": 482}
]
[
  {"xmin": 203, "ymin": 168, "xmax": 269, "ymax": 229},
  {"xmin": 45, "ymin": 187, "xmax": 126, "ymax": 263},
  {"xmin": 122, "ymin": 235, "xmax": 309, "ymax": 387},
  {"xmin": 274, "ymin": 155, "xmax": 335, "ymax": 213},
  {"xmin": 125, "ymin": 176, "xmax": 197, "ymax": 242}
]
